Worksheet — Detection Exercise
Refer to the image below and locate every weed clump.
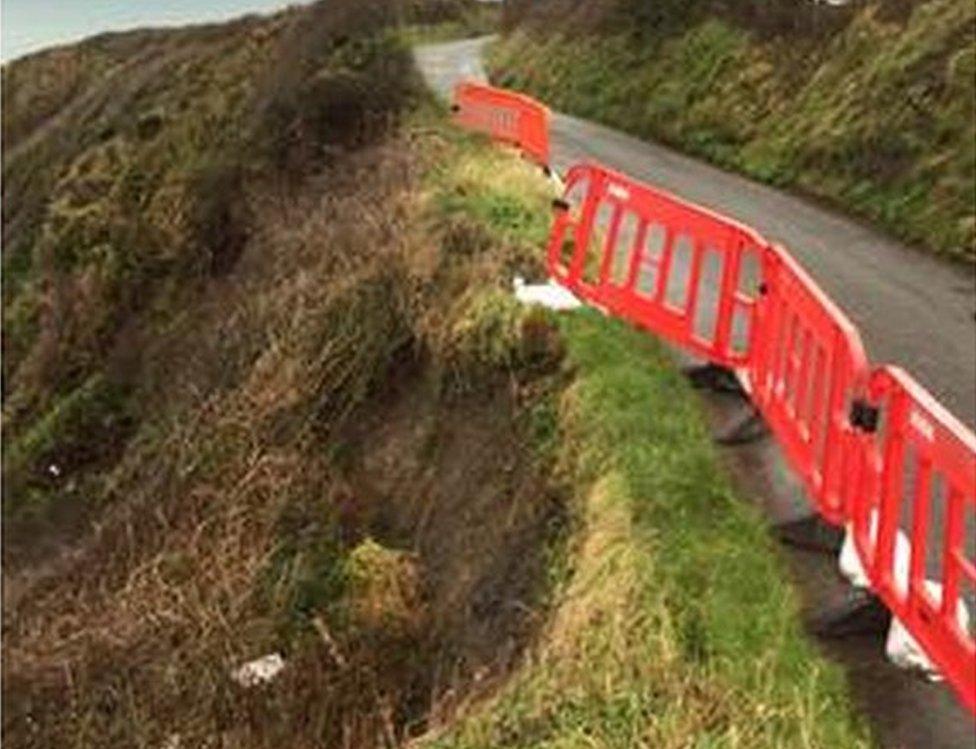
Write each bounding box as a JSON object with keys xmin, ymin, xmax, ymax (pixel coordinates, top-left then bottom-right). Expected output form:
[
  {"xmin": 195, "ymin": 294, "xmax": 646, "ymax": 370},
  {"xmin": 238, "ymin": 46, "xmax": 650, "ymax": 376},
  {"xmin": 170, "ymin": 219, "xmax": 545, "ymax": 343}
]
[
  {"xmin": 345, "ymin": 538, "xmax": 424, "ymax": 635},
  {"xmin": 442, "ymin": 289, "xmax": 563, "ymax": 386},
  {"xmin": 187, "ymin": 155, "xmax": 251, "ymax": 277},
  {"xmin": 4, "ymin": 374, "xmax": 134, "ymax": 518}
]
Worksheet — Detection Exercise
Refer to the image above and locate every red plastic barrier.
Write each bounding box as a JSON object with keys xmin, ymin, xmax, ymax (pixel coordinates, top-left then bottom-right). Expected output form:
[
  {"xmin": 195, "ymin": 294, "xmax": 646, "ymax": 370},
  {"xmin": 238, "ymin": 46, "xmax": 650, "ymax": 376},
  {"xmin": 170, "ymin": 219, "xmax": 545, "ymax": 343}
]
[
  {"xmin": 452, "ymin": 81, "xmax": 550, "ymax": 167},
  {"xmin": 547, "ymin": 163, "xmax": 766, "ymax": 369},
  {"xmin": 851, "ymin": 366, "xmax": 976, "ymax": 714},
  {"xmin": 544, "ymin": 160, "xmax": 976, "ymax": 715},
  {"xmin": 749, "ymin": 243, "xmax": 871, "ymax": 525}
]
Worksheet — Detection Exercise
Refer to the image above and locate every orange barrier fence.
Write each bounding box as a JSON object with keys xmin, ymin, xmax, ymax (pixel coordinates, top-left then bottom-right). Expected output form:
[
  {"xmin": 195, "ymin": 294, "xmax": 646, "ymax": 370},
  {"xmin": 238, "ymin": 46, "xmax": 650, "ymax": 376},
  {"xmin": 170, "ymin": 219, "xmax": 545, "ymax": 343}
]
[
  {"xmin": 852, "ymin": 366, "xmax": 976, "ymax": 713},
  {"xmin": 544, "ymin": 159, "xmax": 976, "ymax": 715},
  {"xmin": 452, "ymin": 81, "xmax": 550, "ymax": 167},
  {"xmin": 750, "ymin": 243, "xmax": 871, "ymax": 526},
  {"xmin": 449, "ymin": 82, "xmax": 975, "ymax": 715},
  {"xmin": 546, "ymin": 162, "xmax": 765, "ymax": 369}
]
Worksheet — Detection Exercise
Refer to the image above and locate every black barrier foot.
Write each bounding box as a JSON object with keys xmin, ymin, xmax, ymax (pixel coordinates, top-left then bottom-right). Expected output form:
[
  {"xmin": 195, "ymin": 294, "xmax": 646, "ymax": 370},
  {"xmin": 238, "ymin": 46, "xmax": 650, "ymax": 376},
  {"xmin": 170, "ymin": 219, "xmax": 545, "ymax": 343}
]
[
  {"xmin": 683, "ymin": 363, "xmax": 746, "ymax": 396},
  {"xmin": 774, "ymin": 515, "xmax": 845, "ymax": 554},
  {"xmin": 715, "ymin": 407, "xmax": 769, "ymax": 446},
  {"xmin": 811, "ymin": 587, "xmax": 891, "ymax": 638}
]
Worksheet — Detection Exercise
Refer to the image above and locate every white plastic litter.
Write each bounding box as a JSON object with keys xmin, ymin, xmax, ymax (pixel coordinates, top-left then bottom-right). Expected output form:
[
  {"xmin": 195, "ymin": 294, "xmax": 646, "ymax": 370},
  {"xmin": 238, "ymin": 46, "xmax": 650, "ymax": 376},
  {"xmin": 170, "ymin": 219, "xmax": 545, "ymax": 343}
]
[
  {"xmin": 548, "ymin": 170, "xmax": 565, "ymax": 193},
  {"xmin": 838, "ymin": 523, "xmax": 870, "ymax": 588},
  {"xmin": 231, "ymin": 653, "xmax": 285, "ymax": 687},
  {"xmin": 839, "ymin": 511, "xmax": 911, "ymax": 594},
  {"xmin": 886, "ymin": 581, "xmax": 971, "ymax": 681},
  {"xmin": 513, "ymin": 276, "xmax": 581, "ymax": 310},
  {"xmin": 838, "ymin": 512, "xmax": 971, "ymax": 679}
]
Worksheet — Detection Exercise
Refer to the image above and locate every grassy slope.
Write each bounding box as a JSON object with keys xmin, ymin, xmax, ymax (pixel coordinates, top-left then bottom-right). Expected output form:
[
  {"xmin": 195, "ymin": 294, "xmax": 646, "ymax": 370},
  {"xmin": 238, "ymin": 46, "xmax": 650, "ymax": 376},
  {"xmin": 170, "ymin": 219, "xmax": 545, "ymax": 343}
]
[
  {"xmin": 3, "ymin": 2, "xmax": 867, "ymax": 742},
  {"xmin": 417, "ymin": 137, "xmax": 868, "ymax": 748},
  {"xmin": 488, "ymin": 0, "xmax": 976, "ymax": 262},
  {"xmin": 1, "ymin": 26, "xmax": 565, "ymax": 738},
  {"xmin": 1, "ymin": 2, "xmax": 418, "ymax": 528}
]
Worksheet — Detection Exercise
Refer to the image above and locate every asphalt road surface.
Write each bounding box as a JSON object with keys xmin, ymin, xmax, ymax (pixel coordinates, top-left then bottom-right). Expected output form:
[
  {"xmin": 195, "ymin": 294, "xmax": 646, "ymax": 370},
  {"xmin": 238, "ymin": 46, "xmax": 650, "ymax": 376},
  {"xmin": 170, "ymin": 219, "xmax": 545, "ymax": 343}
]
[{"xmin": 416, "ymin": 36, "xmax": 976, "ymax": 431}]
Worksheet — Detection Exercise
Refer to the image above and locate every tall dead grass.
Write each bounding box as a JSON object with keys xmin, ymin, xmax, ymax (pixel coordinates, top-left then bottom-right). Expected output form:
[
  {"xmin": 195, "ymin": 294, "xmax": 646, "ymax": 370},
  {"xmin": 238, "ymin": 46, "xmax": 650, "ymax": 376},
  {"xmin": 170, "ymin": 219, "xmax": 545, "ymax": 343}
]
[
  {"xmin": 4, "ymin": 135, "xmax": 409, "ymax": 745},
  {"xmin": 3, "ymin": 103, "xmax": 566, "ymax": 746},
  {"xmin": 2, "ymin": 0, "xmax": 423, "ymax": 533}
]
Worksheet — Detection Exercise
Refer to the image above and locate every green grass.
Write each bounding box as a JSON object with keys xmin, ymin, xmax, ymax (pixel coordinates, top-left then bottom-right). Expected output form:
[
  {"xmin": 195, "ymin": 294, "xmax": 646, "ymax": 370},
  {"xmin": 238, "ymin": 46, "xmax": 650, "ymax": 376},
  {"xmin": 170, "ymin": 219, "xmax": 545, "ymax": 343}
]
[
  {"xmin": 417, "ymin": 120, "xmax": 869, "ymax": 747},
  {"xmin": 424, "ymin": 307, "xmax": 869, "ymax": 747},
  {"xmin": 3, "ymin": 374, "xmax": 135, "ymax": 519},
  {"xmin": 488, "ymin": 0, "xmax": 975, "ymax": 262},
  {"xmin": 398, "ymin": 1, "xmax": 500, "ymax": 45}
]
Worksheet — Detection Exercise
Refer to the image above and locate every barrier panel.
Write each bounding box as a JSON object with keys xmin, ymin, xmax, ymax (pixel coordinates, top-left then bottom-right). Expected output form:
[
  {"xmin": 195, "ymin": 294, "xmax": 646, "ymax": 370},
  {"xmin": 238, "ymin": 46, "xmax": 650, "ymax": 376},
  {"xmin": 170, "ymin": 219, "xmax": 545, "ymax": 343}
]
[
  {"xmin": 546, "ymin": 162, "xmax": 767, "ymax": 369},
  {"xmin": 544, "ymin": 161, "xmax": 975, "ymax": 714},
  {"xmin": 850, "ymin": 366, "xmax": 976, "ymax": 713},
  {"xmin": 452, "ymin": 81, "xmax": 551, "ymax": 167},
  {"xmin": 749, "ymin": 243, "xmax": 871, "ymax": 525}
]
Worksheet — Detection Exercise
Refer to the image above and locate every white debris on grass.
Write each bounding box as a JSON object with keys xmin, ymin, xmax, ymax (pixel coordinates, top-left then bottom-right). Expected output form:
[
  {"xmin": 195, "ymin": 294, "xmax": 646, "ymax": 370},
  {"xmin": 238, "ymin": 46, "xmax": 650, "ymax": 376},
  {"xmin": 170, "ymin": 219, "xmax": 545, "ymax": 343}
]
[
  {"xmin": 513, "ymin": 276, "xmax": 581, "ymax": 311},
  {"xmin": 231, "ymin": 653, "xmax": 285, "ymax": 687}
]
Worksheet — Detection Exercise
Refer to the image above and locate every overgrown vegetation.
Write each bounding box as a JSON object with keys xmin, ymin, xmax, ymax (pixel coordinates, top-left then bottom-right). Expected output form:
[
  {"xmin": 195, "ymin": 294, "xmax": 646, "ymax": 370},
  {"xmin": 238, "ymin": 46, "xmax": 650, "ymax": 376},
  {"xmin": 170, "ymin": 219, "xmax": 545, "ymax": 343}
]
[
  {"xmin": 4, "ymin": 3, "xmax": 869, "ymax": 745},
  {"xmin": 2, "ymin": 1, "xmax": 565, "ymax": 740},
  {"xmin": 490, "ymin": 0, "xmax": 976, "ymax": 261},
  {"xmin": 400, "ymin": 0, "xmax": 501, "ymax": 44},
  {"xmin": 1, "ymin": 0, "xmax": 421, "ymax": 527}
]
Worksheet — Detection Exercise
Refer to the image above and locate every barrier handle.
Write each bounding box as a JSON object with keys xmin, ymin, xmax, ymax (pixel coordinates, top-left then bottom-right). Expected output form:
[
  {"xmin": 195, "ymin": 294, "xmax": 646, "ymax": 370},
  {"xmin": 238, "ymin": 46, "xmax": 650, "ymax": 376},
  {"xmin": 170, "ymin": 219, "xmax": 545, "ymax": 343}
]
[{"xmin": 547, "ymin": 198, "xmax": 574, "ymax": 281}]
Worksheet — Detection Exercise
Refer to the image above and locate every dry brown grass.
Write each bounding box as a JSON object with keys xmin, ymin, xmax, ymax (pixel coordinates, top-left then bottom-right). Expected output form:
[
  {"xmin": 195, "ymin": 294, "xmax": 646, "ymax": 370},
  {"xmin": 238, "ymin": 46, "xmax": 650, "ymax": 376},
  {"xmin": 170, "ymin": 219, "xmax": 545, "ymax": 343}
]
[
  {"xmin": 2, "ymin": 96, "xmax": 568, "ymax": 746},
  {"xmin": 2, "ymin": 0, "xmax": 429, "ymax": 542},
  {"xmin": 2, "ymin": 4, "xmax": 569, "ymax": 742}
]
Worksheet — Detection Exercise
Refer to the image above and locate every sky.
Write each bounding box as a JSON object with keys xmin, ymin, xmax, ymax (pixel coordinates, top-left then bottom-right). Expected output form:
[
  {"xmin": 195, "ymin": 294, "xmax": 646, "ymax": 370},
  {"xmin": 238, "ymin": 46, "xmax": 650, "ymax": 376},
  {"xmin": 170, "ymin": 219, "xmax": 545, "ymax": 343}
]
[{"xmin": 1, "ymin": 0, "xmax": 313, "ymax": 62}]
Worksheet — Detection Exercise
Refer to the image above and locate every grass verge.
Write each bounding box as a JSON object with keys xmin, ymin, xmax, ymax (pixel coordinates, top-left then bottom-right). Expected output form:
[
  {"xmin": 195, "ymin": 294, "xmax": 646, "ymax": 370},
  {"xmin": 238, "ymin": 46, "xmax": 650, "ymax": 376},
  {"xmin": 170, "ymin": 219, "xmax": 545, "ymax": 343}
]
[
  {"xmin": 423, "ymin": 311, "xmax": 871, "ymax": 747},
  {"xmin": 398, "ymin": 0, "xmax": 500, "ymax": 45},
  {"xmin": 416, "ymin": 122, "xmax": 870, "ymax": 747}
]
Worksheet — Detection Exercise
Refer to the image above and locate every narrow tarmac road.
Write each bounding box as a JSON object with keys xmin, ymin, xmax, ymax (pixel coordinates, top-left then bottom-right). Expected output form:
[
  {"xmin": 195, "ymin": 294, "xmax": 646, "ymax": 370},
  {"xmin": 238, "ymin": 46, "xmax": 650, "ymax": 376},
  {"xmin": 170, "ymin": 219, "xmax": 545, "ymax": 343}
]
[
  {"xmin": 415, "ymin": 36, "xmax": 976, "ymax": 749},
  {"xmin": 416, "ymin": 36, "xmax": 976, "ymax": 430}
]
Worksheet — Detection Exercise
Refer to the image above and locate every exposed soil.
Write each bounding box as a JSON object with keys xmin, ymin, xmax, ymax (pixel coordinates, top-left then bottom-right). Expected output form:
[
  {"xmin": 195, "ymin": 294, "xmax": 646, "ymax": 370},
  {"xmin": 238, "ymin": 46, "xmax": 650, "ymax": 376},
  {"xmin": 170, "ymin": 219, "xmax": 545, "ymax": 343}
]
[
  {"xmin": 1, "ymin": 358, "xmax": 568, "ymax": 749},
  {"xmin": 327, "ymin": 361, "xmax": 567, "ymax": 744}
]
